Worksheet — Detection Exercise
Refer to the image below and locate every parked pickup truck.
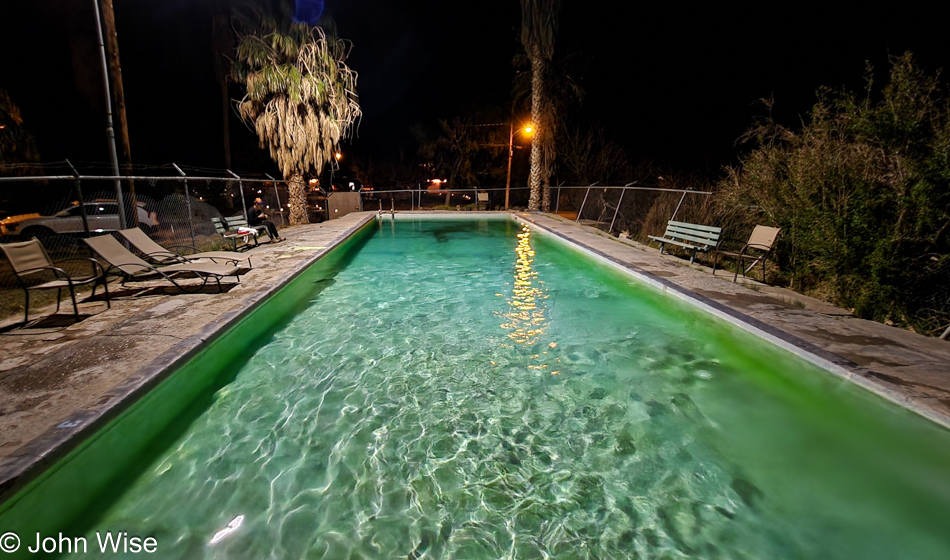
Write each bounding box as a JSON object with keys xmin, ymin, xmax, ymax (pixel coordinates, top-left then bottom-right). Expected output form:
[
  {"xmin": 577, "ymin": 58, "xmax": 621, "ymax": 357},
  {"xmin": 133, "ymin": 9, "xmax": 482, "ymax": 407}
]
[{"xmin": 1, "ymin": 200, "xmax": 159, "ymax": 239}]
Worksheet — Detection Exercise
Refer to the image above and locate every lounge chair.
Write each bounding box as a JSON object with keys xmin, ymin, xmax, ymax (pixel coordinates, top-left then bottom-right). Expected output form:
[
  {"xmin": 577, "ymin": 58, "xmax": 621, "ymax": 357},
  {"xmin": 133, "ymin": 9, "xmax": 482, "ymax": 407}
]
[
  {"xmin": 118, "ymin": 228, "xmax": 252, "ymax": 268},
  {"xmin": 712, "ymin": 225, "xmax": 781, "ymax": 283},
  {"xmin": 1, "ymin": 238, "xmax": 110, "ymax": 322},
  {"xmin": 84, "ymin": 234, "xmax": 240, "ymax": 293}
]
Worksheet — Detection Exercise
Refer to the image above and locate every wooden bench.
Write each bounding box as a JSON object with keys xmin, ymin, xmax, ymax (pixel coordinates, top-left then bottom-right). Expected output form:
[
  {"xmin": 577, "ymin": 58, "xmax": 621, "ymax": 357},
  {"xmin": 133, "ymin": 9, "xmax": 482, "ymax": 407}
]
[
  {"xmin": 211, "ymin": 216, "xmax": 269, "ymax": 251},
  {"xmin": 648, "ymin": 220, "xmax": 722, "ymax": 263}
]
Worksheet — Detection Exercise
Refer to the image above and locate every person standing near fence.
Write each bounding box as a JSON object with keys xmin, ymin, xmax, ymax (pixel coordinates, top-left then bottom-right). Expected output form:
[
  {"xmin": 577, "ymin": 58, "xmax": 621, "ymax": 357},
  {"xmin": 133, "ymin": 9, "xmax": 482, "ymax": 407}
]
[{"xmin": 247, "ymin": 198, "xmax": 283, "ymax": 242}]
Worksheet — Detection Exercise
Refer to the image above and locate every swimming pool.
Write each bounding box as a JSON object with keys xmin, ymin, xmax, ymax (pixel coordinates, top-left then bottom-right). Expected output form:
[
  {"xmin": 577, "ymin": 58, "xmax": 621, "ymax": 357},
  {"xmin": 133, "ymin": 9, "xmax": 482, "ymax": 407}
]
[{"xmin": 6, "ymin": 217, "xmax": 950, "ymax": 558}]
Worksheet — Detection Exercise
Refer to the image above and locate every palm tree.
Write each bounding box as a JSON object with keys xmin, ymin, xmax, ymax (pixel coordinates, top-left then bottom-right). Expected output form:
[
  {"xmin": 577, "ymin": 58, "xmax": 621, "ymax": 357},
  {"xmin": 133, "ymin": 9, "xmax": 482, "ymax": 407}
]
[
  {"xmin": 519, "ymin": 0, "xmax": 561, "ymax": 211},
  {"xmin": 232, "ymin": 19, "xmax": 360, "ymax": 224}
]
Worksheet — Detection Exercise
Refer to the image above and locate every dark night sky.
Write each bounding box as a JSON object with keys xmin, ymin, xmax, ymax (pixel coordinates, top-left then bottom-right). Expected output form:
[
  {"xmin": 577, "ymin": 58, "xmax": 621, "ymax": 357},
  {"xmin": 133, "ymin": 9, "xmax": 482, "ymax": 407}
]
[{"xmin": 2, "ymin": 1, "xmax": 949, "ymax": 176}]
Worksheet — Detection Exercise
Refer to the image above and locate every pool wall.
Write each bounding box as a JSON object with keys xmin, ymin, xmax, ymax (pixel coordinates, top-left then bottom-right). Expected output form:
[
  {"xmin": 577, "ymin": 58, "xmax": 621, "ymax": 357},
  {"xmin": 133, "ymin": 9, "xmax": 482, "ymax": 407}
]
[{"xmin": 0, "ymin": 215, "xmax": 376, "ymax": 546}]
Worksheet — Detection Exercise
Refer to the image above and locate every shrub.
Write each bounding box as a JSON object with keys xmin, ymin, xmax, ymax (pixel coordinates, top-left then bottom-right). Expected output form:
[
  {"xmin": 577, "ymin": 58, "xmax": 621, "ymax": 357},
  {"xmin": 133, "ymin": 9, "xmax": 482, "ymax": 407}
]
[{"xmin": 717, "ymin": 53, "xmax": 950, "ymax": 328}]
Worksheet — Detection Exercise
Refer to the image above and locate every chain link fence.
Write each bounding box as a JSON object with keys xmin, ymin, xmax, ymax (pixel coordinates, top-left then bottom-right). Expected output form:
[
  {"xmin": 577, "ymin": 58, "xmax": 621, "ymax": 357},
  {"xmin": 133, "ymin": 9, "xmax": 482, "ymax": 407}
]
[
  {"xmin": 559, "ymin": 183, "xmax": 714, "ymax": 242},
  {"xmin": 0, "ymin": 162, "xmax": 333, "ymax": 322},
  {"xmin": 5, "ymin": 169, "xmax": 948, "ymax": 338},
  {"xmin": 902, "ymin": 256, "xmax": 950, "ymax": 338}
]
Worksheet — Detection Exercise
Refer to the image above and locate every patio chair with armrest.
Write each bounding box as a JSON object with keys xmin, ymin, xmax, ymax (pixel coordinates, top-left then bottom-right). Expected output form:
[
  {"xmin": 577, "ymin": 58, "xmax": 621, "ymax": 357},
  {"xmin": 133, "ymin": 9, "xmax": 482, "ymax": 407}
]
[
  {"xmin": 1, "ymin": 238, "xmax": 110, "ymax": 323},
  {"xmin": 712, "ymin": 225, "xmax": 781, "ymax": 283},
  {"xmin": 84, "ymin": 234, "xmax": 241, "ymax": 293},
  {"xmin": 118, "ymin": 228, "xmax": 252, "ymax": 268}
]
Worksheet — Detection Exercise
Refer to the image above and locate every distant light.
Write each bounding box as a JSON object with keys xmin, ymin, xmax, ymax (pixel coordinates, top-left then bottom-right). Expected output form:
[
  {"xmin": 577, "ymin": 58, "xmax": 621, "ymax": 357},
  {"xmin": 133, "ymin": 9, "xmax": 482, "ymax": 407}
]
[
  {"xmin": 432, "ymin": 179, "xmax": 442, "ymax": 184},
  {"xmin": 523, "ymin": 124, "xmax": 534, "ymax": 134},
  {"xmin": 287, "ymin": 203, "xmax": 291, "ymax": 207},
  {"xmin": 257, "ymin": 189, "xmax": 262, "ymax": 193},
  {"xmin": 309, "ymin": 178, "xmax": 317, "ymax": 185},
  {"xmin": 335, "ymin": 152, "xmax": 342, "ymax": 160},
  {"xmin": 0, "ymin": 125, "xmax": 6, "ymax": 130}
]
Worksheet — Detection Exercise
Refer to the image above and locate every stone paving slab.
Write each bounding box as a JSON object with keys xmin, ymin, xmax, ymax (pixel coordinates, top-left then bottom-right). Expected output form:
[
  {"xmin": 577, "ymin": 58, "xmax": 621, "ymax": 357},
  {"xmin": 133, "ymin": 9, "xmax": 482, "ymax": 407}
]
[{"xmin": 519, "ymin": 213, "xmax": 950, "ymax": 427}]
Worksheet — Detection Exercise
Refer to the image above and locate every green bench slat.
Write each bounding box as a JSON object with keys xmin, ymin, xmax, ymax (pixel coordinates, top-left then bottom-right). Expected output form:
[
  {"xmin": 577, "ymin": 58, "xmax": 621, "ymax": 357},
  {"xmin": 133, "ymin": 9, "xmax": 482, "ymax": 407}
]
[
  {"xmin": 669, "ymin": 220, "xmax": 721, "ymax": 234},
  {"xmin": 663, "ymin": 230, "xmax": 720, "ymax": 246},
  {"xmin": 647, "ymin": 236, "xmax": 705, "ymax": 250},
  {"xmin": 211, "ymin": 216, "xmax": 267, "ymax": 250},
  {"xmin": 649, "ymin": 219, "xmax": 722, "ymax": 263}
]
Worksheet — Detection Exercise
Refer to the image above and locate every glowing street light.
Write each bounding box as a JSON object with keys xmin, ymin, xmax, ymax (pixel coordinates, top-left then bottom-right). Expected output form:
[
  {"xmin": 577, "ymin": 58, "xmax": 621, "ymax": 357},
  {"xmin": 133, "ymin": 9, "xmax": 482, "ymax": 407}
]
[
  {"xmin": 335, "ymin": 152, "xmax": 342, "ymax": 161},
  {"xmin": 505, "ymin": 123, "xmax": 534, "ymax": 210}
]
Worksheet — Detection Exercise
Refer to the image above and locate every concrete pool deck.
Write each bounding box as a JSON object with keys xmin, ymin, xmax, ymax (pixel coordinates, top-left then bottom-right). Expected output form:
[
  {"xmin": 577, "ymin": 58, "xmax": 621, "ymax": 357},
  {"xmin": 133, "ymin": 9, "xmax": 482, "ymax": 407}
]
[{"xmin": 1, "ymin": 210, "xmax": 949, "ymax": 499}]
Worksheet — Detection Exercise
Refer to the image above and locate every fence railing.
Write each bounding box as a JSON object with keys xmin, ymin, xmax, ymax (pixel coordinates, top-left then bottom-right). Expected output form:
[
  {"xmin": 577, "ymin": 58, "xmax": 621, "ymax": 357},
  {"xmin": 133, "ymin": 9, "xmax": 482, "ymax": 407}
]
[
  {"xmin": 4, "ymin": 169, "xmax": 948, "ymax": 338},
  {"xmin": 350, "ymin": 182, "xmax": 713, "ymax": 244},
  {"xmin": 0, "ymin": 164, "xmax": 329, "ymax": 322}
]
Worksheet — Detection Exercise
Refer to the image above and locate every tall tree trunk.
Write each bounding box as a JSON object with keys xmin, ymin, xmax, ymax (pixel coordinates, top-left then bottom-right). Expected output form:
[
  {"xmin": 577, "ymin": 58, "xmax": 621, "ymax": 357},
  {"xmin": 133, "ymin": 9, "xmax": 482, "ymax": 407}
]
[
  {"xmin": 100, "ymin": 0, "xmax": 137, "ymax": 224},
  {"xmin": 288, "ymin": 175, "xmax": 309, "ymax": 225},
  {"xmin": 212, "ymin": 8, "xmax": 232, "ymax": 169},
  {"xmin": 101, "ymin": 0, "xmax": 129, "ymax": 164},
  {"xmin": 527, "ymin": 49, "xmax": 544, "ymax": 211}
]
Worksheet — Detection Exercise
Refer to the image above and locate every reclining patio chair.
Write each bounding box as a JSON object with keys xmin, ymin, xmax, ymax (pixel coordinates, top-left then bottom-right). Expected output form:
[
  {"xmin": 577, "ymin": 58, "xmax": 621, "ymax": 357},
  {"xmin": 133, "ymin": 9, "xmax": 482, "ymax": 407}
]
[
  {"xmin": 118, "ymin": 228, "xmax": 252, "ymax": 268},
  {"xmin": 1, "ymin": 238, "xmax": 110, "ymax": 323},
  {"xmin": 84, "ymin": 234, "xmax": 241, "ymax": 293},
  {"xmin": 712, "ymin": 225, "xmax": 781, "ymax": 283}
]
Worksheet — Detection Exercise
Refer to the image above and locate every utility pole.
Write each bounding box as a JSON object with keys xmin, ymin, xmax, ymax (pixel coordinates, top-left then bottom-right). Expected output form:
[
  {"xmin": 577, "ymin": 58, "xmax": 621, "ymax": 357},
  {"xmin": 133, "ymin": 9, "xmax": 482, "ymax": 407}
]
[
  {"xmin": 99, "ymin": 0, "xmax": 137, "ymax": 225},
  {"xmin": 92, "ymin": 0, "xmax": 127, "ymax": 230},
  {"xmin": 212, "ymin": 1, "xmax": 233, "ymax": 169},
  {"xmin": 100, "ymin": 0, "xmax": 130, "ymax": 166},
  {"xmin": 505, "ymin": 123, "xmax": 514, "ymax": 210}
]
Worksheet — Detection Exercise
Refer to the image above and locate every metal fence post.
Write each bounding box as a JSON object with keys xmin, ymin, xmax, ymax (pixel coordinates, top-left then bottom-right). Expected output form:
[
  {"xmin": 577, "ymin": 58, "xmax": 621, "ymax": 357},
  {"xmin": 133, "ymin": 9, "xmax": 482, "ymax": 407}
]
[
  {"xmin": 576, "ymin": 183, "xmax": 597, "ymax": 223},
  {"xmin": 670, "ymin": 187, "xmax": 691, "ymax": 222},
  {"xmin": 65, "ymin": 160, "xmax": 91, "ymax": 240},
  {"xmin": 265, "ymin": 173, "xmax": 284, "ymax": 227},
  {"xmin": 172, "ymin": 163, "xmax": 196, "ymax": 248},
  {"xmin": 609, "ymin": 188, "xmax": 626, "ymax": 234},
  {"xmin": 227, "ymin": 170, "xmax": 246, "ymax": 221},
  {"xmin": 608, "ymin": 181, "xmax": 638, "ymax": 234}
]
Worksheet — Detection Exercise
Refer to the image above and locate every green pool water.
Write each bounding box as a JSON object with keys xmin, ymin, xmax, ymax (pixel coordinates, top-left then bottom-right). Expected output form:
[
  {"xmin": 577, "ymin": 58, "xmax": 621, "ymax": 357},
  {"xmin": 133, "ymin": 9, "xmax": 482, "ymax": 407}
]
[{"xmin": 74, "ymin": 219, "xmax": 950, "ymax": 558}]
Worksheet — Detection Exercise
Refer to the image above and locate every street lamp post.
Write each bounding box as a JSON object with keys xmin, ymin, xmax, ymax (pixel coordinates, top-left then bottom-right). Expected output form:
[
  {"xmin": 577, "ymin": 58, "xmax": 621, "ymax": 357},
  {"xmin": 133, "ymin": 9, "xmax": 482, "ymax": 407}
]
[
  {"xmin": 470, "ymin": 122, "xmax": 533, "ymax": 210},
  {"xmin": 505, "ymin": 123, "xmax": 514, "ymax": 210},
  {"xmin": 505, "ymin": 123, "xmax": 533, "ymax": 210},
  {"xmin": 329, "ymin": 150, "xmax": 341, "ymax": 191}
]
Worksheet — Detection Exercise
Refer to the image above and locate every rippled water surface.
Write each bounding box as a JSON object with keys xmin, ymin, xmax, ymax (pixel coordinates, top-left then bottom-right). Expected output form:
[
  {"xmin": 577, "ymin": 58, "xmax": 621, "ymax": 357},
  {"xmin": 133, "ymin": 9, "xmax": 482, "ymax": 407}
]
[{"xmin": 85, "ymin": 219, "xmax": 950, "ymax": 559}]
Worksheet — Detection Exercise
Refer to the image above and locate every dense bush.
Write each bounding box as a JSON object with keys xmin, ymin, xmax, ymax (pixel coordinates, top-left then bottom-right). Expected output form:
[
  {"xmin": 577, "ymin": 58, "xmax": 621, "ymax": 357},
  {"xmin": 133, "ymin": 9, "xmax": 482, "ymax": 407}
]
[{"xmin": 717, "ymin": 53, "xmax": 950, "ymax": 329}]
